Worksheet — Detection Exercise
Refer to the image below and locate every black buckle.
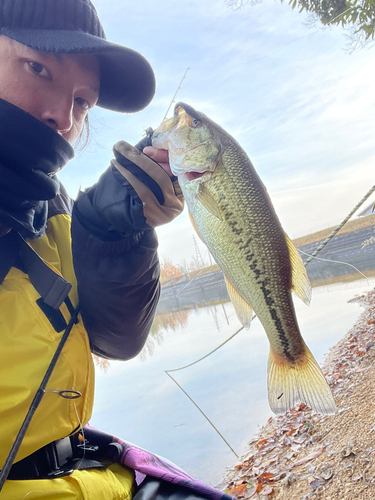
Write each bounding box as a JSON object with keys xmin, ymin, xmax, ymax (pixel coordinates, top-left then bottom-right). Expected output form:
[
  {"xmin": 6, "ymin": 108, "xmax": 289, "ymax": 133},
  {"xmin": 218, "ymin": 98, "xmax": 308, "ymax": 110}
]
[
  {"xmin": 8, "ymin": 437, "xmax": 74, "ymax": 480},
  {"xmin": 45, "ymin": 437, "xmax": 74, "ymax": 476},
  {"xmin": 7, "ymin": 430, "xmax": 117, "ymax": 480}
]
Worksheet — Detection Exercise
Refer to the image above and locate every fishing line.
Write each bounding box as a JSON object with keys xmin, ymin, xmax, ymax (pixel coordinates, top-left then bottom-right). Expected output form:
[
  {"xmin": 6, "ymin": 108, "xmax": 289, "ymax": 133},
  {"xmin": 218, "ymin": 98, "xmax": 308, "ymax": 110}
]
[
  {"xmin": 303, "ymin": 185, "xmax": 375, "ymax": 266},
  {"xmin": 165, "ymin": 372, "xmax": 239, "ymax": 458},
  {"xmin": 166, "ymin": 326, "xmax": 244, "ymax": 373},
  {"xmin": 298, "ymin": 248, "xmax": 369, "ymax": 281},
  {"xmin": 175, "ymin": 268, "xmax": 205, "ymax": 297},
  {"xmin": 165, "ymin": 326, "xmax": 245, "ymax": 457},
  {"xmin": 72, "ymin": 400, "xmax": 86, "ymax": 470},
  {"xmin": 163, "ymin": 68, "xmax": 190, "ymax": 121},
  {"xmin": 168, "ymin": 184, "xmax": 375, "ymax": 372},
  {"xmin": 164, "ymin": 184, "xmax": 375, "ymax": 456}
]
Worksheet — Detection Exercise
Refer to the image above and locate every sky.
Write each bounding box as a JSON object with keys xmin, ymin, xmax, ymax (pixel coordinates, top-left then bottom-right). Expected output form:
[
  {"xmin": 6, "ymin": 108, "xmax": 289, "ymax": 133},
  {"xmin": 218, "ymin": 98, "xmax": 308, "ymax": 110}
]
[
  {"xmin": 55, "ymin": 0, "xmax": 375, "ymax": 483},
  {"xmin": 59, "ymin": 0, "xmax": 375, "ymax": 268}
]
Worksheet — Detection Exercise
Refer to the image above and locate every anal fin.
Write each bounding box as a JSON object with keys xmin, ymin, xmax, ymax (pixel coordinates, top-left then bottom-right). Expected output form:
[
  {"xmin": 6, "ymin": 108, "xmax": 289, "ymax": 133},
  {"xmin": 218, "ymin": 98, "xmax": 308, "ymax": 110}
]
[
  {"xmin": 188, "ymin": 211, "xmax": 203, "ymax": 241},
  {"xmin": 224, "ymin": 277, "xmax": 253, "ymax": 329}
]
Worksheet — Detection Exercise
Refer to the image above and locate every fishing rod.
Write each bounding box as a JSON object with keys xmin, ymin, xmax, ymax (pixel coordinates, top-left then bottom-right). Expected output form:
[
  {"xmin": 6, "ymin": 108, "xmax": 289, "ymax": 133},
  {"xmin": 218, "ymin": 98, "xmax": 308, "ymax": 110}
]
[
  {"xmin": 0, "ymin": 305, "xmax": 81, "ymax": 492},
  {"xmin": 163, "ymin": 68, "xmax": 190, "ymax": 121},
  {"xmin": 303, "ymin": 185, "xmax": 375, "ymax": 266}
]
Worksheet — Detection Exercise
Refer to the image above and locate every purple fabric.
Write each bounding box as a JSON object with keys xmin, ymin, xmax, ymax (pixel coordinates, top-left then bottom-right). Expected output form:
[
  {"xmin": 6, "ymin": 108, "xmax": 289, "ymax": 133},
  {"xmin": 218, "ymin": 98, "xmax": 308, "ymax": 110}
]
[
  {"xmin": 85, "ymin": 425, "xmax": 230, "ymax": 500},
  {"xmin": 114, "ymin": 437, "xmax": 231, "ymax": 500}
]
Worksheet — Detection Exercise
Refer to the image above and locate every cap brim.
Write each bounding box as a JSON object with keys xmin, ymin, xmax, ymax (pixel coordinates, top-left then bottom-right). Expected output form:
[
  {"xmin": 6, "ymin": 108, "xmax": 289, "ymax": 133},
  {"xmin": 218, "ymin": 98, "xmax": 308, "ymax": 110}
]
[{"xmin": 1, "ymin": 28, "xmax": 156, "ymax": 113}]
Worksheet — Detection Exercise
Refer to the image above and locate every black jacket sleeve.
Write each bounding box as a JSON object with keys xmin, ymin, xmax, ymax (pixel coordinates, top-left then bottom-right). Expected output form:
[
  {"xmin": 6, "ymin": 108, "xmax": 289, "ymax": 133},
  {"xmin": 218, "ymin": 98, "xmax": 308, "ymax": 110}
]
[
  {"xmin": 71, "ymin": 213, "xmax": 160, "ymax": 360},
  {"xmin": 70, "ymin": 141, "xmax": 183, "ymax": 360}
]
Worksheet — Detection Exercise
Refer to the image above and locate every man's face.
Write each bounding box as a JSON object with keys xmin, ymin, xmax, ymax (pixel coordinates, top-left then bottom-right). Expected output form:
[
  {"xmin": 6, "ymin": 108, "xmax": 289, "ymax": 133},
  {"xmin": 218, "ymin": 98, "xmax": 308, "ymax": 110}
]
[{"xmin": 0, "ymin": 36, "xmax": 100, "ymax": 144}]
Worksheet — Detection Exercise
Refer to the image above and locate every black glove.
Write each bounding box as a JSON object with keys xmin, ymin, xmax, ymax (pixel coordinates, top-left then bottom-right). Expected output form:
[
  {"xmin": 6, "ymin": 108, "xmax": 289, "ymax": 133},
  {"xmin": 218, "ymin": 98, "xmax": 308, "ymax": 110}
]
[
  {"xmin": 134, "ymin": 127, "xmax": 154, "ymax": 152},
  {"xmin": 74, "ymin": 138, "xmax": 184, "ymax": 241}
]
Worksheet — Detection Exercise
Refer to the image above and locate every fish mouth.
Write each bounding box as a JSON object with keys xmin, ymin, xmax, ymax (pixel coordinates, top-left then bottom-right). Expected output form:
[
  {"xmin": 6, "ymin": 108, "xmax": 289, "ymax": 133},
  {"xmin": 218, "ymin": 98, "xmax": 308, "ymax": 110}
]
[
  {"xmin": 181, "ymin": 170, "xmax": 212, "ymax": 182},
  {"xmin": 184, "ymin": 171, "xmax": 207, "ymax": 181}
]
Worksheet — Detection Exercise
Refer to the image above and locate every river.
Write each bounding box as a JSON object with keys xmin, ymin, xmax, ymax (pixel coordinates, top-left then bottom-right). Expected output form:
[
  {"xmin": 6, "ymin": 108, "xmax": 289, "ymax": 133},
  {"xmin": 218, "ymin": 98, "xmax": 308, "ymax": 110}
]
[{"xmin": 91, "ymin": 278, "xmax": 375, "ymax": 486}]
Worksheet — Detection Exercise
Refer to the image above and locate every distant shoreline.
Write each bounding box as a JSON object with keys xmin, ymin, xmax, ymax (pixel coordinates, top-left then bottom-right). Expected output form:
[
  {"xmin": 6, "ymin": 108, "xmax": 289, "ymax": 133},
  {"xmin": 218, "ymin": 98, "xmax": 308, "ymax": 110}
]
[{"xmin": 158, "ymin": 214, "xmax": 375, "ymax": 315}]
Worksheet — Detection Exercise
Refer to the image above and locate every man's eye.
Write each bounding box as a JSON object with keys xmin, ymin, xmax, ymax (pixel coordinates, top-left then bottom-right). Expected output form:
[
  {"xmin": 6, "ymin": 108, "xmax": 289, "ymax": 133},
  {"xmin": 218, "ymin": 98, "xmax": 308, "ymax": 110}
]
[
  {"xmin": 28, "ymin": 61, "xmax": 50, "ymax": 78},
  {"xmin": 75, "ymin": 97, "xmax": 91, "ymax": 110}
]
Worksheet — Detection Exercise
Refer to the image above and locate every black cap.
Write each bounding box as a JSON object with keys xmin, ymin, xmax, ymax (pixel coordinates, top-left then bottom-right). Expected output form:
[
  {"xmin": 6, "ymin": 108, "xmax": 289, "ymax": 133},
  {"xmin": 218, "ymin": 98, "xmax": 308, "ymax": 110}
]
[{"xmin": 0, "ymin": 0, "xmax": 156, "ymax": 113}]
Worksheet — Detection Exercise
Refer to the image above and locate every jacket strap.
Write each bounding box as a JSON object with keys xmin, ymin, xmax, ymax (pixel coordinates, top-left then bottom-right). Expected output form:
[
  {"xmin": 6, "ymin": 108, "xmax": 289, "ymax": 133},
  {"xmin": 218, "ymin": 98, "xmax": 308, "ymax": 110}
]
[
  {"xmin": 0, "ymin": 230, "xmax": 19, "ymax": 284},
  {"xmin": 17, "ymin": 234, "xmax": 72, "ymax": 309}
]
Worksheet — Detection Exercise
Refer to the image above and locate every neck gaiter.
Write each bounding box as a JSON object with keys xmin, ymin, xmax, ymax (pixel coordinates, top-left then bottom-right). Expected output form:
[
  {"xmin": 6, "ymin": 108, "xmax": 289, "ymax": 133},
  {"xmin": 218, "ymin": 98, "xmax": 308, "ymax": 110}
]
[{"xmin": 0, "ymin": 98, "xmax": 74, "ymax": 238}]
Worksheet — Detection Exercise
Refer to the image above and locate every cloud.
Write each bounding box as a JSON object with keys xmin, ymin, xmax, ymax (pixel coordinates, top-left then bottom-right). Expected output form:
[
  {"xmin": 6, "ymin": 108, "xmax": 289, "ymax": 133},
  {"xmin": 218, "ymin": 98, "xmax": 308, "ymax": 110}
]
[{"xmin": 58, "ymin": 0, "xmax": 375, "ymax": 265}]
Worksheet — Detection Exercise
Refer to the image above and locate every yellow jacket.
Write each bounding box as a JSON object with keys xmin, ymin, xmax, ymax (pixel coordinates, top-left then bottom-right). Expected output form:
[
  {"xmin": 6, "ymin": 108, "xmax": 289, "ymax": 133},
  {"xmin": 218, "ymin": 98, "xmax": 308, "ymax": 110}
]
[{"xmin": 0, "ymin": 208, "xmax": 144, "ymax": 498}]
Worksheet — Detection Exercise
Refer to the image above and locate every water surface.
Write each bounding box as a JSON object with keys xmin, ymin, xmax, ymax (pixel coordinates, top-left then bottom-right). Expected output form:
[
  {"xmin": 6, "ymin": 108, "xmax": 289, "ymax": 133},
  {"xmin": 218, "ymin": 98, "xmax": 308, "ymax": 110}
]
[{"xmin": 91, "ymin": 279, "xmax": 374, "ymax": 486}]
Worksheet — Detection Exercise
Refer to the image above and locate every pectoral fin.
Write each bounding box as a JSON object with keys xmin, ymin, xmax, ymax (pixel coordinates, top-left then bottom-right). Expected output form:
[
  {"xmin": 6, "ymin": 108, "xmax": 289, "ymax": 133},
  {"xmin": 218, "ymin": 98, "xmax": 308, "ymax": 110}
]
[
  {"xmin": 224, "ymin": 277, "xmax": 253, "ymax": 328},
  {"xmin": 284, "ymin": 231, "xmax": 311, "ymax": 306},
  {"xmin": 267, "ymin": 345, "xmax": 336, "ymax": 416},
  {"xmin": 197, "ymin": 184, "xmax": 222, "ymax": 221}
]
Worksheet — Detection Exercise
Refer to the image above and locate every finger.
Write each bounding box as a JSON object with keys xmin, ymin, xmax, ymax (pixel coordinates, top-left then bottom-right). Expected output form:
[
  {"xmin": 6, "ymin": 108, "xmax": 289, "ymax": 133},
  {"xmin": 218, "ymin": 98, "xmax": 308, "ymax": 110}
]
[
  {"xmin": 143, "ymin": 146, "xmax": 169, "ymax": 163},
  {"xmin": 157, "ymin": 162, "xmax": 173, "ymax": 177},
  {"xmin": 143, "ymin": 147, "xmax": 172, "ymax": 177}
]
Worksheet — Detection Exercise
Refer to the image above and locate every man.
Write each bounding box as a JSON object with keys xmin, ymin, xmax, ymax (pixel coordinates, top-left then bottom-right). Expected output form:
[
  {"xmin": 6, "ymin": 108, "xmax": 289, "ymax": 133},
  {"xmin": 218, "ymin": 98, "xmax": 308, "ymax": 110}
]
[{"xmin": 0, "ymin": 1, "xmax": 233, "ymax": 499}]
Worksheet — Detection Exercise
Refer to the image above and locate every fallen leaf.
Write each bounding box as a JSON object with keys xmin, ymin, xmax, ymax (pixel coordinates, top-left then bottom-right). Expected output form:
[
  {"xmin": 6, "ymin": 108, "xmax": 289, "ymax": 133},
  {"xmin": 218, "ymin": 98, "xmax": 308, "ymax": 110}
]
[
  {"xmin": 257, "ymin": 472, "xmax": 276, "ymax": 484},
  {"xmin": 320, "ymin": 466, "xmax": 333, "ymax": 480},
  {"xmin": 281, "ymin": 472, "xmax": 296, "ymax": 487},
  {"xmin": 228, "ymin": 483, "xmax": 248, "ymax": 497},
  {"xmin": 262, "ymin": 486, "xmax": 274, "ymax": 495},
  {"xmin": 256, "ymin": 483, "xmax": 264, "ymax": 493},
  {"xmin": 244, "ymin": 486, "xmax": 257, "ymax": 499},
  {"xmin": 290, "ymin": 448, "xmax": 324, "ymax": 468},
  {"xmin": 309, "ymin": 479, "xmax": 324, "ymax": 489}
]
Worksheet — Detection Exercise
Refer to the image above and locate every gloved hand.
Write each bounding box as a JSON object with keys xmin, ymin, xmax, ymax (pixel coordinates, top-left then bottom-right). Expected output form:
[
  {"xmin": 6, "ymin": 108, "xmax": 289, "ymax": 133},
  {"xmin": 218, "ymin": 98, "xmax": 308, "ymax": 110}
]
[
  {"xmin": 111, "ymin": 140, "xmax": 184, "ymax": 228},
  {"xmin": 74, "ymin": 135, "xmax": 184, "ymax": 241},
  {"xmin": 135, "ymin": 128, "xmax": 173, "ymax": 177}
]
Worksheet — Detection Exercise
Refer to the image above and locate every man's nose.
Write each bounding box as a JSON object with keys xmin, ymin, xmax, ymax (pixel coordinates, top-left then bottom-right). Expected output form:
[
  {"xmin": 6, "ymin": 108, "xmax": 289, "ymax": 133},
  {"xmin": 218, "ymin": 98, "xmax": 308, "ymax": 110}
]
[{"xmin": 40, "ymin": 99, "xmax": 74, "ymax": 135}]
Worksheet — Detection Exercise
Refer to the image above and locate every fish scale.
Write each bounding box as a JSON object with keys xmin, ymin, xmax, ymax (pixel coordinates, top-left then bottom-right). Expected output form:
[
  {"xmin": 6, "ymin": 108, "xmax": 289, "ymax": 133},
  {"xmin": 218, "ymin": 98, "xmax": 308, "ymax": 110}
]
[
  {"xmin": 152, "ymin": 102, "xmax": 336, "ymax": 416},
  {"xmin": 188, "ymin": 148, "xmax": 301, "ymax": 363}
]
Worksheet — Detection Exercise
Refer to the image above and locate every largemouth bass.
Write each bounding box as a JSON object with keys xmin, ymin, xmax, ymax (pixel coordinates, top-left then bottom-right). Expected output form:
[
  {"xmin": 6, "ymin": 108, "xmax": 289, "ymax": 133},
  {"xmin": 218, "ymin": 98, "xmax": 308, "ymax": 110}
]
[{"xmin": 152, "ymin": 103, "xmax": 336, "ymax": 416}]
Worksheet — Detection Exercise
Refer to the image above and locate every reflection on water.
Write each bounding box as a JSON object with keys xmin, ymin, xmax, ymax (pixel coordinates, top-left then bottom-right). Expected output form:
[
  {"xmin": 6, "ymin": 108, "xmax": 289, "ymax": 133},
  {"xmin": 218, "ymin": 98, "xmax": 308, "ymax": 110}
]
[
  {"xmin": 140, "ymin": 311, "xmax": 189, "ymax": 361},
  {"xmin": 91, "ymin": 278, "xmax": 375, "ymax": 487}
]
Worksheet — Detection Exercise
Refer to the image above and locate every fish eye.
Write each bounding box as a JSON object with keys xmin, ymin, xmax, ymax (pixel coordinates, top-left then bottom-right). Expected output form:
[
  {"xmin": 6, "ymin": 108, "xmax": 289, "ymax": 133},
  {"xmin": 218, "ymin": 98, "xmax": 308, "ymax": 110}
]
[{"xmin": 191, "ymin": 119, "xmax": 201, "ymax": 128}]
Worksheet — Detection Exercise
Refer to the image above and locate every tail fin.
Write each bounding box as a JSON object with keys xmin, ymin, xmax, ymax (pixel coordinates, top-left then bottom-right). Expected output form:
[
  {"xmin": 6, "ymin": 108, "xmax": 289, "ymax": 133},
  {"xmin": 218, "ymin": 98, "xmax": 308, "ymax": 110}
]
[{"xmin": 267, "ymin": 346, "xmax": 336, "ymax": 416}]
